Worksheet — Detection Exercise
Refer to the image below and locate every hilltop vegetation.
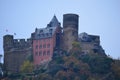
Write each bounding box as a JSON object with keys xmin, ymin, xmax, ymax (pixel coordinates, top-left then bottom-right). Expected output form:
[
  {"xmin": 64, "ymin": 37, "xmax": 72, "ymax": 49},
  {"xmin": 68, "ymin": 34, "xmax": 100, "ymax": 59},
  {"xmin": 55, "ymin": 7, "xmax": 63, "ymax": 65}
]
[
  {"xmin": 32, "ymin": 42, "xmax": 120, "ymax": 80},
  {"xmin": 1, "ymin": 42, "xmax": 120, "ymax": 80}
]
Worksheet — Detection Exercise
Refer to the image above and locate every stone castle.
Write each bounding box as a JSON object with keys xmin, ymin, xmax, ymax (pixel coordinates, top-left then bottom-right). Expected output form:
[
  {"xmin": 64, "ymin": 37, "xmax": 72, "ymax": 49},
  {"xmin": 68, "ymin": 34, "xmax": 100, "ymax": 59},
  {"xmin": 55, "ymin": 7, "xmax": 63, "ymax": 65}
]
[{"xmin": 3, "ymin": 13, "xmax": 105, "ymax": 73}]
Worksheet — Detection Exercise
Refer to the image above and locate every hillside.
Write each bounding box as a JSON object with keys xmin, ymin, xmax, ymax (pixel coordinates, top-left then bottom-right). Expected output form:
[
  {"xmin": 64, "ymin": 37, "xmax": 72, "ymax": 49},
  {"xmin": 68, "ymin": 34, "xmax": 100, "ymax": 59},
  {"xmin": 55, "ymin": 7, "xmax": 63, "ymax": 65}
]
[
  {"xmin": 1, "ymin": 42, "xmax": 120, "ymax": 80},
  {"xmin": 33, "ymin": 42, "xmax": 120, "ymax": 80}
]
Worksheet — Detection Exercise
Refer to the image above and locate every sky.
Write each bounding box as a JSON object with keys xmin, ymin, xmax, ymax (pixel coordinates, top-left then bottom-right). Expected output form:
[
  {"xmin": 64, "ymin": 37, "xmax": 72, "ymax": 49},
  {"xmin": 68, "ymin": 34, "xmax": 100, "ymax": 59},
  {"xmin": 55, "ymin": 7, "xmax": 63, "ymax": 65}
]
[{"xmin": 0, "ymin": 0, "xmax": 120, "ymax": 62}]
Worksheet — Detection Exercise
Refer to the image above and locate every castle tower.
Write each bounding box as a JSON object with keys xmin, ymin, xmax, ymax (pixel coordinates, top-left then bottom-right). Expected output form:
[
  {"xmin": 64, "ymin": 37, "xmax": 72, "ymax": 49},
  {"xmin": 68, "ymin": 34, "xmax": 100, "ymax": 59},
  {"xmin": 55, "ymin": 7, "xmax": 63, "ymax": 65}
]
[
  {"xmin": 3, "ymin": 35, "xmax": 13, "ymax": 51},
  {"xmin": 63, "ymin": 14, "xmax": 79, "ymax": 52}
]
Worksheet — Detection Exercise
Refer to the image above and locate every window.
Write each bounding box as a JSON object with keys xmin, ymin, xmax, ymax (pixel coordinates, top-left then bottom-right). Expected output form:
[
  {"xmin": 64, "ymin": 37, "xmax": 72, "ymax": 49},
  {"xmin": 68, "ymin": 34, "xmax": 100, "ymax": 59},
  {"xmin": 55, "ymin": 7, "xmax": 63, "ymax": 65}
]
[
  {"xmin": 39, "ymin": 51, "xmax": 42, "ymax": 56},
  {"xmin": 36, "ymin": 45, "xmax": 38, "ymax": 49},
  {"xmin": 49, "ymin": 29, "xmax": 53, "ymax": 33},
  {"xmin": 43, "ymin": 44, "xmax": 46, "ymax": 48},
  {"xmin": 47, "ymin": 44, "xmax": 50, "ymax": 48},
  {"xmin": 35, "ymin": 52, "xmax": 38, "ymax": 56},
  {"xmin": 40, "ymin": 30, "xmax": 43, "ymax": 33},
  {"xmin": 46, "ymin": 33, "xmax": 48, "ymax": 36},
  {"xmin": 43, "ymin": 51, "xmax": 46, "ymax": 56},
  {"xmin": 39, "ymin": 45, "xmax": 42, "ymax": 48},
  {"xmin": 47, "ymin": 50, "xmax": 50, "ymax": 55},
  {"xmin": 38, "ymin": 34, "xmax": 41, "ymax": 37}
]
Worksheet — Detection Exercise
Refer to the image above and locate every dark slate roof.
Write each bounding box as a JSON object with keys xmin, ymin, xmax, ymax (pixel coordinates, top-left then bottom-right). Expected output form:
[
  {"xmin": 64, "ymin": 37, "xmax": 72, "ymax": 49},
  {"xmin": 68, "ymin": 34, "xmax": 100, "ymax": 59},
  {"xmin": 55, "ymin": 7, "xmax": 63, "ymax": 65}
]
[
  {"xmin": 47, "ymin": 15, "xmax": 60, "ymax": 27},
  {"xmin": 79, "ymin": 32, "xmax": 91, "ymax": 42},
  {"xmin": 78, "ymin": 32, "xmax": 100, "ymax": 42},
  {"xmin": 32, "ymin": 15, "xmax": 61, "ymax": 39}
]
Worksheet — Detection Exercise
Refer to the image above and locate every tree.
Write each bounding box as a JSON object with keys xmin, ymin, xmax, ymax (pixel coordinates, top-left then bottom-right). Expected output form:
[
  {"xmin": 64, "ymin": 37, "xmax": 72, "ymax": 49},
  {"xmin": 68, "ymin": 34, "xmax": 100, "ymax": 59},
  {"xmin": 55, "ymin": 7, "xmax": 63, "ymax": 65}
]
[
  {"xmin": 111, "ymin": 60, "xmax": 120, "ymax": 80},
  {"xmin": 20, "ymin": 60, "xmax": 33, "ymax": 73},
  {"xmin": 80, "ymin": 54, "xmax": 113, "ymax": 74},
  {"xmin": 38, "ymin": 73, "xmax": 52, "ymax": 80},
  {"xmin": 70, "ymin": 41, "xmax": 82, "ymax": 58}
]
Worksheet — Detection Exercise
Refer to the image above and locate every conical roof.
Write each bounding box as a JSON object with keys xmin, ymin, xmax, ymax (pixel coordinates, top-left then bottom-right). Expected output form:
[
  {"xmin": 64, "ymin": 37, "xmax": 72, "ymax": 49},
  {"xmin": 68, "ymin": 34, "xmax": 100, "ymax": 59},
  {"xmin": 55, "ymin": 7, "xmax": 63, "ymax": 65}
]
[{"xmin": 47, "ymin": 15, "xmax": 60, "ymax": 27}]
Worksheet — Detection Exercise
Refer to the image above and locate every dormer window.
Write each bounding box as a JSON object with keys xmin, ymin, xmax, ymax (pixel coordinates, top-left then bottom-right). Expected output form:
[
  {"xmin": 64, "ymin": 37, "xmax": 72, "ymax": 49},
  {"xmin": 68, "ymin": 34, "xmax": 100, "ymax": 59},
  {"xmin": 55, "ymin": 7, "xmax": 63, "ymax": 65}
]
[
  {"xmin": 42, "ymin": 34, "xmax": 44, "ymax": 37},
  {"xmin": 49, "ymin": 29, "xmax": 53, "ymax": 33},
  {"xmin": 38, "ymin": 34, "xmax": 41, "ymax": 37},
  {"xmin": 46, "ymin": 33, "xmax": 48, "ymax": 36},
  {"xmin": 40, "ymin": 30, "xmax": 43, "ymax": 33}
]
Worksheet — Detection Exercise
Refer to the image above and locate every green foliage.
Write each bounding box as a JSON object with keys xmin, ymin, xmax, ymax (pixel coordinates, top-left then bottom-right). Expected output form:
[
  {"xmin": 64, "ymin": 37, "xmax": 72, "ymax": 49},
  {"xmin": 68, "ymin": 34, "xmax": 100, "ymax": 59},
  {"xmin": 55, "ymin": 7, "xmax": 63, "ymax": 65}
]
[
  {"xmin": 26, "ymin": 53, "xmax": 33, "ymax": 62},
  {"xmin": 70, "ymin": 41, "xmax": 82, "ymax": 57},
  {"xmin": 38, "ymin": 73, "xmax": 52, "ymax": 80},
  {"xmin": 80, "ymin": 54, "xmax": 113, "ymax": 74},
  {"xmin": 54, "ymin": 56, "xmax": 64, "ymax": 64},
  {"xmin": 20, "ymin": 60, "xmax": 33, "ymax": 73},
  {"xmin": 111, "ymin": 60, "xmax": 120, "ymax": 80},
  {"xmin": 72, "ymin": 41, "xmax": 81, "ymax": 48},
  {"xmin": 47, "ymin": 63, "xmax": 64, "ymax": 76},
  {"xmin": 55, "ymin": 70, "xmax": 68, "ymax": 80},
  {"xmin": 4, "ymin": 44, "xmax": 120, "ymax": 80}
]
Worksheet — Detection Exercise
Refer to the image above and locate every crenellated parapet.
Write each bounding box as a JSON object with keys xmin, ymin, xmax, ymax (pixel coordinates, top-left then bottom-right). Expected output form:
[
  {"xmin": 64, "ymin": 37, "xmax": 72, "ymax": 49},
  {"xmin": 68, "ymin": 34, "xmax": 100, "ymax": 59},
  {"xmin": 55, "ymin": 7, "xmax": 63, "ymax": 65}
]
[
  {"xmin": 3, "ymin": 35, "xmax": 32, "ymax": 73},
  {"xmin": 13, "ymin": 38, "xmax": 32, "ymax": 49},
  {"xmin": 3, "ymin": 35, "xmax": 32, "ymax": 52}
]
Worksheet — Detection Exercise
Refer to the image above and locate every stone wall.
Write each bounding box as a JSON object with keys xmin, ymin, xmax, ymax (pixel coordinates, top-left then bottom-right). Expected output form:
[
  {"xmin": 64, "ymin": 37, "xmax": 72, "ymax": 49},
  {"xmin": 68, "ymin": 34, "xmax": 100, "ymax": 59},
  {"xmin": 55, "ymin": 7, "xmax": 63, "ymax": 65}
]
[{"xmin": 3, "ymin": 35, "xmax": 32, "ymax": 73}]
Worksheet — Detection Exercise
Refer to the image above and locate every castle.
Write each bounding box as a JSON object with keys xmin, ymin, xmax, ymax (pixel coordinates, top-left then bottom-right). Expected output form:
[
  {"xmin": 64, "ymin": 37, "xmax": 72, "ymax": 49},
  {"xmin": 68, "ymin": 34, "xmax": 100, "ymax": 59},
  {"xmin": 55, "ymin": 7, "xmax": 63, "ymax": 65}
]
[{"xmin": 3, "ymin": 13, "xmax": 105, "ymax": 73}]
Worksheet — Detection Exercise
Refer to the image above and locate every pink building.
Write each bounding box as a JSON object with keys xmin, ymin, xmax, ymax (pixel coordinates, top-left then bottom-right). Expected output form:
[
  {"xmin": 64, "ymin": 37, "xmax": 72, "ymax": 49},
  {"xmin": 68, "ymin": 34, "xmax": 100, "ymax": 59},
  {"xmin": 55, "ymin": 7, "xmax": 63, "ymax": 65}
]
[{"xmin": 31, "ymin": 15, "xmax": 62, "ymax": 66}]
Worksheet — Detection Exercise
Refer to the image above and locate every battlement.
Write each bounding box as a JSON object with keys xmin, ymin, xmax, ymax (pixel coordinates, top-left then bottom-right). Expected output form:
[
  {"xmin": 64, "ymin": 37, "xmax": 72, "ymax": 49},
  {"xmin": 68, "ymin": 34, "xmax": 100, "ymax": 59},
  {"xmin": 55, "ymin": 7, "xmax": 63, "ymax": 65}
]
[
  {"xmin": 13, "ymin": 38, "xmax": 31, "ymax": 44},
  {"xmin": 13, "ymin": 38, "xmax": 32, "ymax": 49},
  {"xmin": 3, "ymin": 35, "xmax": 32, "ymax": 51}
]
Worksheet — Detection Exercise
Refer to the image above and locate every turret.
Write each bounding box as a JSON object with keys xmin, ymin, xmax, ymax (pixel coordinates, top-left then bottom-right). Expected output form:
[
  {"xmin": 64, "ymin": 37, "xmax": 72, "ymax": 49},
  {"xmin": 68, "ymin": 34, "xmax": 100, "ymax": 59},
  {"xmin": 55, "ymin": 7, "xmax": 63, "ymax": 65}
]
[
  {"xmin": 3, "ymin": 35, "xmax": 14, "ymax": 51},
  {"xmin": 63, "ymin": 13, "xmax": 79, "ymax": 52}
]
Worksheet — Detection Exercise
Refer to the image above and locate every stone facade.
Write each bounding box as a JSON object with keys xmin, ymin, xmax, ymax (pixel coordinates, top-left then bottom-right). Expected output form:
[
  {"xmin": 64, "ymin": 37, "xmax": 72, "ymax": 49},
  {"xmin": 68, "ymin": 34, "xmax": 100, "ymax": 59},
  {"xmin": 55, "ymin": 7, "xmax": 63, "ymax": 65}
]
[
  {"xmin": 63, "ymin": 14, "xmax": 79, "ymax": 52},
  {"xmin": 78, "ymin": 32, "xmax": 105, "ymax": 55},
  {"xmin": 3, "ymin": 35, "xmax": 32, "ymax": 73}
]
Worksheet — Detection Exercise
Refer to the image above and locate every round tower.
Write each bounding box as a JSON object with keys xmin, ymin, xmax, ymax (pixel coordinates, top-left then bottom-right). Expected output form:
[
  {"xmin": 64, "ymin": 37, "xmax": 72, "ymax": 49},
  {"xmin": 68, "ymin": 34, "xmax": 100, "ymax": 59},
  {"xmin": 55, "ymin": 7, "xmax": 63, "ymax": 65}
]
[{"xmin": 63, "ymin": 14, "xmax": 79, "ymax": 52}]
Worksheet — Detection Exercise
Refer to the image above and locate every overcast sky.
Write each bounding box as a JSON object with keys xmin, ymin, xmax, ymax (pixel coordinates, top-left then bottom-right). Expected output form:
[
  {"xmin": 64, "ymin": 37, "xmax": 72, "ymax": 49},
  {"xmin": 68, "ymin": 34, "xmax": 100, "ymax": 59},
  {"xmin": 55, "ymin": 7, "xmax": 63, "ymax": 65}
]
[{"xmin": 0, "ymin": 0, "xmax": 120, "ymax": 62}]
